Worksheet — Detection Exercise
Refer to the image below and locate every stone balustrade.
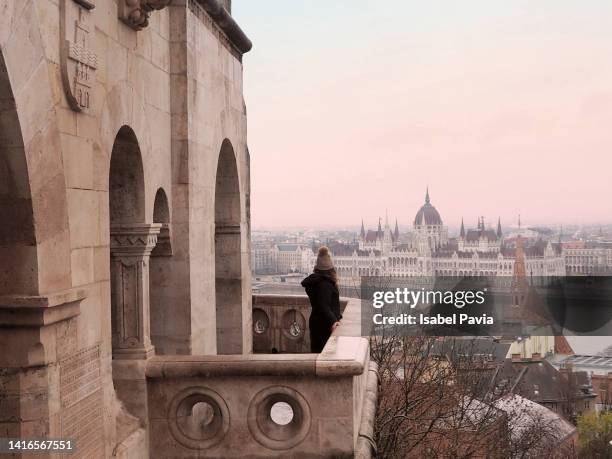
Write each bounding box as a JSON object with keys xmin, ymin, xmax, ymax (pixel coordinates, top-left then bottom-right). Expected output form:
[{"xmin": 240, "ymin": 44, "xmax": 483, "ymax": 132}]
[
  {"xmin": 145, "ymin": 296, "xmax": 378, "ymax": 458},
  {"xmin": 252, "ymin": 294, "xmax": 350, "ymax": 353}
]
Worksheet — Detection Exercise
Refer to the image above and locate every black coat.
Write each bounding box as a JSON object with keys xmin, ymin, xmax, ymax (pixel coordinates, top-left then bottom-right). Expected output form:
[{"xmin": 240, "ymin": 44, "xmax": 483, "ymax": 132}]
[{"xmin": 301, "ymin": 273, "xmax": 342, "ymax": 352}]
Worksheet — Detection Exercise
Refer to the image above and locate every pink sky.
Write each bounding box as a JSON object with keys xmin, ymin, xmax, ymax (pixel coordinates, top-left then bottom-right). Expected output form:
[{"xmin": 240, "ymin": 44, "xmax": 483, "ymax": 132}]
[{"xmin": 235, "ymin": 1, "xmax": 612, "ymax": 229}]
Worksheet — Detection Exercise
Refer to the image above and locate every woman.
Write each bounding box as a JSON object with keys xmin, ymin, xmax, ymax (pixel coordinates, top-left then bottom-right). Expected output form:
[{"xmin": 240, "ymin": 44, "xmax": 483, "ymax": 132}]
[{"xmin": 301, "ymin": 246, "xmax": 342, "ymax": 353}]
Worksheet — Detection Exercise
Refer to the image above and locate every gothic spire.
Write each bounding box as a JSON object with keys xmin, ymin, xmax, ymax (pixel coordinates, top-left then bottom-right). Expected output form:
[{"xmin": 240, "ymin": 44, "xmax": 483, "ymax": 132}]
[
  {"xmin": 394, "ymin": 218, "xmax": 400, "ymax": 240},
  {"xmin": 378, "ymin": 217, "xmax": 382, "ymax": 234},
  {"xmin": 360, "ymin": 219, "xmax": 365, "ymax": 238},
  {"xmin": 512, "ymin": 224, "xmax": 527, "ymax": 305},
  {"xmin": 460, "ymin": 218, "xmax": 465, "ymax": 238},
  {"xmin": 425, "ymin": 186, "xmax": 430, "ymax": 204},
  {"xmin": 497, "ymin": 217, "xmax": 502, "ymax": 238}
]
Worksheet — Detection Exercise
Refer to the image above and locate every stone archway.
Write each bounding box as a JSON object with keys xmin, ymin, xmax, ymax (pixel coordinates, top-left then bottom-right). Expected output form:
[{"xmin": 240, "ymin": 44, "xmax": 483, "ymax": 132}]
[
  {"xmin": 150, "ymin": 187, "xmax": 174, "ymax": 354},
  {"xmin": 108, "ymin": 126, "xmax": 160, "ymax": 361},
  {"xmin": 110, "ymin": 126, "xmax": 146, "ymax": 224},
  {"xmin": 0, "ymin": 8, "xmax": 72, "ymax": 296},
  {"xmin": 0, "ymin": 28, "xmax": 79, "ymax": 446},
  {"xmin": 0, "ymin": 51, "xmax": 37, "ymax": 295},
  {"xmin": 153, "ymin": 187, "xmax": 170, "ymax": 223},
  {"xmin": 215, "ymin": 139, "xmax": 243, "ymax": 355}
]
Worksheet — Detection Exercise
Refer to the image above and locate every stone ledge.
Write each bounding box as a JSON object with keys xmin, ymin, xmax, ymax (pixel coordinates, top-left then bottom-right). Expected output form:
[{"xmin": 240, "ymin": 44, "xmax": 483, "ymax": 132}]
[
  {"xmin": 316, "ymin": 336, "xmax": 369, "ymax": 377},
  {"xmin": 146, "ymin": 354, "xmax": 317, "ymax": 378},
  {"xmin": 146, "ymin": 336, "xmax": 369, "ymax": 379},
  {"xmin": 317, "ymin": 297, "xmax": 368, "ymax": 376},
  {"xmin": 0, "ymin": 288, "xmax": 86, "ymax": 327},
  {"xmin": 333, "ymin": 297, "xmax": 363, "ymax": 337},
  {"xmin": 253, "ymin": 293, "xmax": 313, "ymax": 306},
  {"xmin": 0, "ymin": 288, "xmax": 86, "ymax": 308},
  {"xmin": 253, "ymin": 293, "xmax": 350, "ymax": 311},
  {"xmin": 194, "ymin": 0, "xmax": 252, "ymax": 54}
]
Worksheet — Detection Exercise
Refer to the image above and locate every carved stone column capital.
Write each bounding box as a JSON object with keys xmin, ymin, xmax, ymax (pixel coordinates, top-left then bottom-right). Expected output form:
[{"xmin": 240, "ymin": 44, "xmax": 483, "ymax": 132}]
[
  {"xmin": 110, "ymin": 223, "xmax": 161, "ymax": 360},
  {"xmin": 119, "ymin": 0, "xmax": 172, "ymax": 31},
  {"xmin": 110, "ymin": 223, "xmax": 162, "ymax": 258}
]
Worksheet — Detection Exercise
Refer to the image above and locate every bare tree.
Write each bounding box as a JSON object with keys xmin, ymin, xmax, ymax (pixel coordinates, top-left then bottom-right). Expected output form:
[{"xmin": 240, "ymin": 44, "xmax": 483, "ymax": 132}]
[
  {"xmin": 340, "ymin": 270, "xmax": 574, "ymax": 457},
  {"xmin": 372, "ymin": 335, "xmax": 575, "ymax": 458}
]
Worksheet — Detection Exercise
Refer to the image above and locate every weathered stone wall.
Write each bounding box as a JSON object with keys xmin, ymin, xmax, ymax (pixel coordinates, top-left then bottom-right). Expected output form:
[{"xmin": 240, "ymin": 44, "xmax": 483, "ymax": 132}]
[
  {"xmin": 168, "ymin": 0, "xmax": 251, "ymax": 356},
  {"xmin": 0, "ymin": 0, "xmax": 251, "ymax": 456},
  {"xmin": 0, "ymin": 0, "xmax": 72, "ymax": 297},
  {"xmin": 148, "ymin": 372, "xmax": 356, "ymax": 458},
  {"xmin": 142, "ymin": 297, "xmax": 376, "ymax": 458}
]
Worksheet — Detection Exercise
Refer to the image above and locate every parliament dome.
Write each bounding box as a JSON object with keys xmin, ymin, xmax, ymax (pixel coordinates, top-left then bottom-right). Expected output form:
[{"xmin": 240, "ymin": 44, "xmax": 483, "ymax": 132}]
[{"xmin": 414, "ymin": 189, "xmax": 442, "ymax": 226}]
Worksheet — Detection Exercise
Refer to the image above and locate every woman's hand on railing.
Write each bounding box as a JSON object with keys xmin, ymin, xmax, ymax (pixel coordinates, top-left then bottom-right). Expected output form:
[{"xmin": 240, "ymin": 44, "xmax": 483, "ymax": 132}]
[{"xmin": 331, "ymin": 321, "xmax": 340, "ymax": 332}]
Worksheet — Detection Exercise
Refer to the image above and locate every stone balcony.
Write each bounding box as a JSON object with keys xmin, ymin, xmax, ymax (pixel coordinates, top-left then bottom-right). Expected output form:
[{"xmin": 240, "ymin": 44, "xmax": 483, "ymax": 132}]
[
  {"xmin": 252, "ymin": 294, "xmax": 338, "ymax": 353},
  {"xmin": 145, "ymin": 295, "xmax": 378, "ymax": 458}
]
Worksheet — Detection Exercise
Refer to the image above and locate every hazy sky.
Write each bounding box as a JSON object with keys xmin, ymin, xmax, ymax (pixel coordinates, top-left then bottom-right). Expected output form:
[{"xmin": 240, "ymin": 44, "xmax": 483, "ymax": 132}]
[{"xmin": 234, "ymin": 1, "xmax": 612, "ymax": 229}]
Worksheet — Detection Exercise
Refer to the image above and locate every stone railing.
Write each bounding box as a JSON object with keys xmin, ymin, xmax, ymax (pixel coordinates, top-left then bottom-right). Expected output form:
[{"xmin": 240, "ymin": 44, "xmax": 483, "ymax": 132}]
[
  {"xmin": 252, "ymin": 294, "xmax": 349, "ymax": 353},
  {"xmin": 145, "ymin": 296, "xmax": 378, "ymax": 458}
]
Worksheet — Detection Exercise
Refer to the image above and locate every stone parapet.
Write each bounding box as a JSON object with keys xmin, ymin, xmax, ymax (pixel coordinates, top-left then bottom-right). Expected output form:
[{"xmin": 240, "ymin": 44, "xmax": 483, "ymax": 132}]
[
  {"xmin": 146, "ymin": 336, "xmax": 368, "ymax": 378},
  {"xmin": 145, "ymin": 296, "xmax": 376, "ymax": 458},
  {"xmin": 252, "ymin": 294, "xmax": 353, "ymax": 353},
  {"xmin": 316, "ymin": 336, "xmax": 370, "ymax": 376},
  {"xmin": 147, "ymin": 354, "xmax": 318, "ymax": 377},
  {"xmin": 252, "ymin": 294, "xmax": 315, "ymax": 353}
]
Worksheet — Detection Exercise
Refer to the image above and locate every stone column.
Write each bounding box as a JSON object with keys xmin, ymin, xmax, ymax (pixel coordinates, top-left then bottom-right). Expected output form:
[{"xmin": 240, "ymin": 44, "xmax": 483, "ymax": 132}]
[{"xmin": 110, "ymin": 223, "xmax": 162, "ymax": 360}]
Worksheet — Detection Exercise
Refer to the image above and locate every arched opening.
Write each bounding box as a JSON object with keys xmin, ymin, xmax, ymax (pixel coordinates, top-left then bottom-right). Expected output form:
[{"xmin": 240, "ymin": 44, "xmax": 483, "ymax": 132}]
[
  {"xmin": 153, "ymin": 188, "xmax": 170, "ymax": 223},
  {"xmin": 109, "ymin": 126, "xmax": 145, "ymax": 225},
  {"xmin": 108, "ymin": 125, "xmax": 160, "ymax": 426},
  {"xmin": 150, "ymin": 187, "xmax": 174, "ymax": 354},
  {"xmin": 215, "ymin": 139, "xmax": 243, "ymax": 354},
  {"xmin": 108, "ymin": 125, "xmax": 158, "ymax": 360},
  {"xmin": 0, "ymin": 51, "xmax": 37, "ymax": 295}
]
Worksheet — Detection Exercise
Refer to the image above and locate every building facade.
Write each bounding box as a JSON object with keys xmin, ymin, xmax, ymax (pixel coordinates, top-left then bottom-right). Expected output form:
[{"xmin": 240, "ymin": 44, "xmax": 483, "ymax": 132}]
[
  {"xmin": 251, "ymin": 242, "xmax": 313, "ymax": 274},
  {"xmin": 0, "ymin": 0, "xmax": 247, "ymax": 456},
  {"xmin": 563, "ymin": 241, "xmax": 612, "ymax": 275},
  {"xmin": 1, "ymin": 4, "xmax": 378, "ymax": 457},
  {"xmin": 332, "ymin": 190, "xmax": 566, "ymax": 287}
]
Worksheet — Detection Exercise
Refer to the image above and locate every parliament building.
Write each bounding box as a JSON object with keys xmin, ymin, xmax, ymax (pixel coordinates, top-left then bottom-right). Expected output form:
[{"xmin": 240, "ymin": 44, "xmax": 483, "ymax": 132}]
[{"xmin": 331, "ymin": 189, "xmax": 566, "ymax": 286}]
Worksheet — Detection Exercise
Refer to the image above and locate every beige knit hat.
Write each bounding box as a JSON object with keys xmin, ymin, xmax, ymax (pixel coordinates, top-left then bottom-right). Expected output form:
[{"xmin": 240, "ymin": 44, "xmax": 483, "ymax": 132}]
[{"xmin": 315, "ymin": 246, "xmax": 334, "ymax": 271}]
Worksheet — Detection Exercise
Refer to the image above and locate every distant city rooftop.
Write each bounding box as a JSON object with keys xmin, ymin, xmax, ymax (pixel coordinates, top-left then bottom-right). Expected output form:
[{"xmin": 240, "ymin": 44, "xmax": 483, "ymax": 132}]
[{"xmin": 559, "ymin": 355, "xmax": 612, "ymax": 368}]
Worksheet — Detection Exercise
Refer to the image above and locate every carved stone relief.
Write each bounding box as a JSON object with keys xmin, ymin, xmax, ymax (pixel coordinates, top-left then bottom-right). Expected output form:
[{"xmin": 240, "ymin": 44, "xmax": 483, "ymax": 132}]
[
  {"xmin": 118, "ymin": 0, "xmax": 172, "ymax": 31},
  {"xmin": 60, "ymin": 0, "xmax": 97, "ymax": 113}
]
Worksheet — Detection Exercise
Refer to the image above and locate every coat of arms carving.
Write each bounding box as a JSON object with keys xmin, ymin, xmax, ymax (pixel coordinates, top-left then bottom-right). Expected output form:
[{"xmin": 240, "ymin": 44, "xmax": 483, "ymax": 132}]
[{"xmin": 60, "ymin": 0, "xmax": 97, "ymax": 113}]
